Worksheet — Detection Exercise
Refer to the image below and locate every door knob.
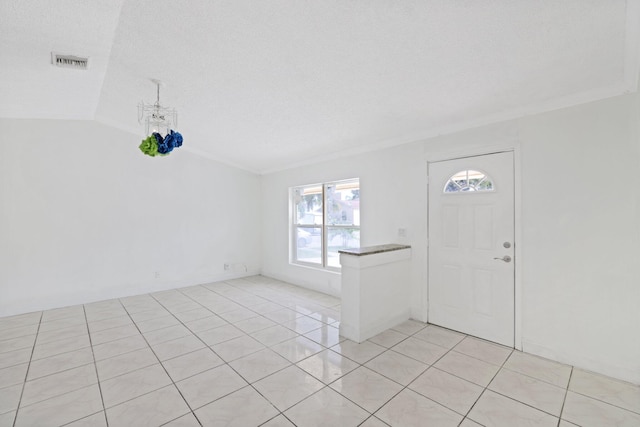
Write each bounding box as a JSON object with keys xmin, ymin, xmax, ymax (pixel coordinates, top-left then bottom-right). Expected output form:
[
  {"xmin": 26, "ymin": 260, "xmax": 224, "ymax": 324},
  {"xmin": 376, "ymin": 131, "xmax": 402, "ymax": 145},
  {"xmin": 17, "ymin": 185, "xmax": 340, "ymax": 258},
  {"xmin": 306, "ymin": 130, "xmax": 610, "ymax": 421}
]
[{"xmin": 494, "ymin": 255, "xmax": 512, "ymax": 263}]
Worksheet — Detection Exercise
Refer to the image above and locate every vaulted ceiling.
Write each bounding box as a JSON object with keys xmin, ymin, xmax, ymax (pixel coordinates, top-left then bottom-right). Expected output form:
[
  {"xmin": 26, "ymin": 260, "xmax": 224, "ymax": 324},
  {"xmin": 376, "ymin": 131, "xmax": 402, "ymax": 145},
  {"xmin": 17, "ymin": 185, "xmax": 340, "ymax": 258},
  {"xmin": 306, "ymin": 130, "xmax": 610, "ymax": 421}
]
[{"xmin": 1, "ymin": 1, "xmax": 638, "ymax": 173}]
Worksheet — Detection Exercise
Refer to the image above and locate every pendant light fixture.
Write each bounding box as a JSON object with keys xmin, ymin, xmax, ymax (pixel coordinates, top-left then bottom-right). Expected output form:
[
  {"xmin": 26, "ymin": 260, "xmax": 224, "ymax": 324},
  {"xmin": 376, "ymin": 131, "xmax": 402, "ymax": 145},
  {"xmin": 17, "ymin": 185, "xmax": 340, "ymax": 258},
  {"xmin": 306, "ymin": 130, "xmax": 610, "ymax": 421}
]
[{"xmin": 137, "ymin": 79, "xmax": 183, "ymax": 157}]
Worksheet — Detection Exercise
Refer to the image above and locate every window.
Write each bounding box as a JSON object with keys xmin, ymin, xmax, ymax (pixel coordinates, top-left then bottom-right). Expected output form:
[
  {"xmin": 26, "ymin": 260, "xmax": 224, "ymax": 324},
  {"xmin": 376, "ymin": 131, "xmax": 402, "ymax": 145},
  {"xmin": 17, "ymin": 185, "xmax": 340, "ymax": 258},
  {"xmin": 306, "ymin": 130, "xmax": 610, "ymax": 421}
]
[
  {"xmin": 444, "ymin": 170, "xmax": 494, "ymax": 193},
  {"xmin": 291, "ymin": 179, "xmax": 360, "ymax": 270}
]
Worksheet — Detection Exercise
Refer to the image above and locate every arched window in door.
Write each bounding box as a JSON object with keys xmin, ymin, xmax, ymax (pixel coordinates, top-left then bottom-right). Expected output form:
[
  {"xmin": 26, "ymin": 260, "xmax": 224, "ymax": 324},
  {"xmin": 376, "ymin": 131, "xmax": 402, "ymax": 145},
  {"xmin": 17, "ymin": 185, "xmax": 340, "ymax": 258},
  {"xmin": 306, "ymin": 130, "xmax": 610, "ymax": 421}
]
[{"xmin": 444, "ymin": 170, "xmax": 494, "ymax": 193}]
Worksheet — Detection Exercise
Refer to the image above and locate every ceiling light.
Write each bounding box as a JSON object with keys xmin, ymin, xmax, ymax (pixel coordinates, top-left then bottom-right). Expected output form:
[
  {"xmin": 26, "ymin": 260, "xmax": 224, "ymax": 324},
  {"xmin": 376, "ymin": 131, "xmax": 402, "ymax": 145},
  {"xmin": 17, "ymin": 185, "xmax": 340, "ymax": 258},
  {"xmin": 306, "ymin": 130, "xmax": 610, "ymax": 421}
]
[{"xmin": 137, "ymin": 80, "xmax": 183, "ymax": 157}]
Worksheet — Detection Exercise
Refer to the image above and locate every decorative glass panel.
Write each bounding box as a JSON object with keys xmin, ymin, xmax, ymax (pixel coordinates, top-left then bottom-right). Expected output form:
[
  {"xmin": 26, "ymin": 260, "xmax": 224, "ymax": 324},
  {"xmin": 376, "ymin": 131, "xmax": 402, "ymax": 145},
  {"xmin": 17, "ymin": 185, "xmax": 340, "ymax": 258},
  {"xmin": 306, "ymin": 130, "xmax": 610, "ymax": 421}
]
[{"xmin": 444, "ymin": 170, "xmax": 494, "ymax": 193}]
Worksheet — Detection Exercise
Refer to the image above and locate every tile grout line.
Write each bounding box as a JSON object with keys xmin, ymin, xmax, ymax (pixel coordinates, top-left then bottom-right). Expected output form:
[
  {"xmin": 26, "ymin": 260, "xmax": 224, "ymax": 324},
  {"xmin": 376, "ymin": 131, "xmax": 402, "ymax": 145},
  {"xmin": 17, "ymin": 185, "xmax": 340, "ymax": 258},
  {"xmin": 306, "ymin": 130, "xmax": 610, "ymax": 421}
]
[
  {"xmin": 147, "ymin": 283, "xmax": 332, "ymax": 422},
  {"xmin": 7, "ymin": 363, "xmax": 100, "ymax": 418},
  {"xmin": 11, "ymin": 311, "xmax": 43, "ymax": 427},
  {"xmin": 173, "ymin": 284, "xmax": 292, "ymax": 424},
  {"xmin": 268, "ymin": 326, "xmax": 441, "ymax": 426},
  {"xmin": 484, "ymin": 387, "xmax": 564, "ymax": 420},
  {"xmin": 171, "ymin": 283, "xmax": 307, "ymax": 424},
  {"xmin": 2, "ymin": 315, "xmax": 565, "ymax": 427},
  {"xmin": 371, "ymin": 329, "xmax": 497, "ymax": 423},
  {"xmin": 557, "ymin": 367, "xmax": 574, "ymax": 426},
  {"xmin": 490, "ymin": 363, "xmax": 640, "ymax": 421},
  {"xmin": 270, "ymin": 330, "xmax": 422, "ymax": 425},
  {"xmin": 478, "ymin": 344, "xmax": 581, "ymax": 421},
  {"xmin": 150, "ymin": 287, "xmax": 298, "ymax": 423},
  {"xmin": 341, "ymin": 312, "xmax": 638, "ymax": 422},
  {"xmin": 255, "ymin": 323, "xmax": 421, "ymax": 422},
  {"xmin": 458, "ymin": 346, "xmax": 522, "ymax": 426},
  {"xmin": 358, "ymin": 415, "xmax": 392, "ymax": 427},
  {"xmin": 8, "ymin": 279, "xmax": 634, "ymax": 426},
  {"xmin": 133, "ymin": 285, "xmax": 450, "ymax": 424},
  {"xmin": 368, "ymin": 326, "xmax": 468, "ymax": 423},
  {"xmin": 63, "ymin": 305, "xmax": 110, "ymax": 426},
  {"xmin": 562, "ymin": 383, "xmax": 640, "ymax": 417},
  {"xmin": 498, "ymin": 363, "xmax": 569, "ymax": 389},
  {"xmin": 122, "ymin": 294, "xmax": 205, "ymax": 427},
  {"xmin": 175, "ymin": 280, "xmax": 343, "ymax": 425}
]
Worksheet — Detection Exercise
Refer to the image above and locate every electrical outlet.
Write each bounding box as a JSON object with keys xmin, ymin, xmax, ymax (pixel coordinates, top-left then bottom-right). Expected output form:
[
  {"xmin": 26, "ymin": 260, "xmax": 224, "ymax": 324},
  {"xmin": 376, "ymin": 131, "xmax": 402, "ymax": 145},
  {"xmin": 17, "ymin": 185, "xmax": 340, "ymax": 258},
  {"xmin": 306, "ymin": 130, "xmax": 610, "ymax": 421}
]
[
  {"xmin": 224, "ymin": 263, "xmax": 230, "ymax": 271},
  {"xmin": 398, "ymin": 228, "xmax": 407, "ymax": 238},
  {"xmin": 154, "ymin": 271, "xmax": 160, "ymax": 279}
]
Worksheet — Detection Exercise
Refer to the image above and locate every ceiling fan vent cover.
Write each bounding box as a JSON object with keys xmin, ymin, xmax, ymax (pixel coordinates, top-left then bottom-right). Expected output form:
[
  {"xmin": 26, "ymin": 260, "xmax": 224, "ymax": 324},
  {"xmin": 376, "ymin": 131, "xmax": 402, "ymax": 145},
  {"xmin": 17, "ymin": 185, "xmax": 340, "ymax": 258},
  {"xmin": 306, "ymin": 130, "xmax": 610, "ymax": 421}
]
[{"xmin": 51, "ymin": 53, "xmax": 89, "ymax": 70}]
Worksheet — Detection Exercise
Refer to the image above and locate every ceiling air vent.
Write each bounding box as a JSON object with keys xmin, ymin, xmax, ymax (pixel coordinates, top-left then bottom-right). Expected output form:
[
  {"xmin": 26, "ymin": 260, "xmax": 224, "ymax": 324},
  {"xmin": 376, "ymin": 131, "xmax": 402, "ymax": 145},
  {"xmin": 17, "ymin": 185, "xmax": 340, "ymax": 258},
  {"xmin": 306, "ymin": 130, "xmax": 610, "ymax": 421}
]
[{"xmin": 51, "ymin": 53, "xmax": 89, "ymax": 70}]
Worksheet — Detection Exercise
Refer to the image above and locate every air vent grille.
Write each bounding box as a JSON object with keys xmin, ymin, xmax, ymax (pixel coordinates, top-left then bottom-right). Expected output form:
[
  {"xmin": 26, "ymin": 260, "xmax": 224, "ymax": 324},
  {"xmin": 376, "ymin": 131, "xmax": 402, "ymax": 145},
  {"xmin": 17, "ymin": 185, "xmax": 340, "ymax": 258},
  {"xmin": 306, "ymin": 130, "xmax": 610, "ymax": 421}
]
[{"xmin": 52, "ymin": 53, "xmax": 89, "ymax": 70}]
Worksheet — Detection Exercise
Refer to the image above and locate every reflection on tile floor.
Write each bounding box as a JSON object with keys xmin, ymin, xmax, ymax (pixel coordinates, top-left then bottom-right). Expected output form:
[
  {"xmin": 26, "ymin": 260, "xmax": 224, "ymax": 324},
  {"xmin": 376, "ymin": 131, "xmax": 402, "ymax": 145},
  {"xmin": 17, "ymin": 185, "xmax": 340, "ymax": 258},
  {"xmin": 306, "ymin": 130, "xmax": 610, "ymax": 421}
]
[{"xmin": 1, "ymin": 275, "xmax": 639, "ymax": 426}]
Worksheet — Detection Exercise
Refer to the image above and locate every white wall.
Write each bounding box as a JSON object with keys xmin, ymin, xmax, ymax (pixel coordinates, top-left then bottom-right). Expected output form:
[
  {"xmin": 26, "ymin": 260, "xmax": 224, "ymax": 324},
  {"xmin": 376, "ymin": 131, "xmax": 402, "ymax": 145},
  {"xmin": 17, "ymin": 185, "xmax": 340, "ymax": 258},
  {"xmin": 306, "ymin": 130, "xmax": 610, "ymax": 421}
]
[
  {"xmin": 517, "ymin": 93, "xmax": 640, "ymax": 384},
  {"xmin": 422, "ymin": 93, "xmax": 640, "ymax": 384},
  {"xmin": 0, "ymin": 119, "xmax": 262, "ymax": 317},
  {"xmin": 2, "ymin": 91, "xmax": 638, "ymax": 384},
  {"xmin": 261, "ymin": 142, "xmax": 428, "ymax": 320},
  {"xmin": 261, "ymin": 92, "xmax": 640, "ymax": 384}
]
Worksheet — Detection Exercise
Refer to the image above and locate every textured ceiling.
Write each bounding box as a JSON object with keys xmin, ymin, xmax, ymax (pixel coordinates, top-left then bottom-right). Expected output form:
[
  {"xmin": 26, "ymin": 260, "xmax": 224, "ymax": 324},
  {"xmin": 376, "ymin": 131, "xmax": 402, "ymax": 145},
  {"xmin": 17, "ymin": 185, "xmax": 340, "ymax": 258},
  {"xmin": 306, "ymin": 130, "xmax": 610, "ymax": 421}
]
[{"xmin": 1, "ymin": 0, "xmax": 639, "ymax": 173}]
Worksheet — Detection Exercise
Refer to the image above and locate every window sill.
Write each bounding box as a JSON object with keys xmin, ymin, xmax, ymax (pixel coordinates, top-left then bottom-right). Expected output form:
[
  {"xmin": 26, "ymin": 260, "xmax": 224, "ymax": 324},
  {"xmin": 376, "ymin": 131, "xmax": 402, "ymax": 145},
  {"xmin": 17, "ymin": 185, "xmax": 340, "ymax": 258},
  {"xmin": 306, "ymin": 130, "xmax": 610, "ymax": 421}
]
[{"xmin": 290, "ymin": 261, "xmax": 341, "ymax": 274}]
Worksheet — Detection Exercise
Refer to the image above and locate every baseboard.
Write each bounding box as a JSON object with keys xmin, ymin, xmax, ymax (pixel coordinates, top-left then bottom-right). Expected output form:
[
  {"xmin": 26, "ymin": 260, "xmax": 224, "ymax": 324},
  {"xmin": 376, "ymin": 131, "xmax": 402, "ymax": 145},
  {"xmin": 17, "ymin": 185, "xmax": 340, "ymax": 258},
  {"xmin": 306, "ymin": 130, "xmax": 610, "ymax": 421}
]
[
  {"xmin": 0, "ymin": 270, "xmax": 261, "ymax": 318},
  {"xmin": 261, "ymin": 269, "xmax": 341, "ymax": 298},
  {"xmin": 341, "ymin": 311, "xmax": 410, "ymax": 343},
  {"xmin": 522, "ymin": 340, "xmax": 640, "ymax": 386}
]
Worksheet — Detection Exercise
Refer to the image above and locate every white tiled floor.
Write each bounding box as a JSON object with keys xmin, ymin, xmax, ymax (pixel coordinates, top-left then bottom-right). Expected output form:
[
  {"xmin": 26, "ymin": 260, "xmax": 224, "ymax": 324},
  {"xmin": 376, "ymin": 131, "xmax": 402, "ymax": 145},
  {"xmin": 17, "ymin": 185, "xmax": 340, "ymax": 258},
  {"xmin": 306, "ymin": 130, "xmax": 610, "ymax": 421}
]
[{"xmin": 1, "ymin": 275, "xmax": 639, "ymax": 426}]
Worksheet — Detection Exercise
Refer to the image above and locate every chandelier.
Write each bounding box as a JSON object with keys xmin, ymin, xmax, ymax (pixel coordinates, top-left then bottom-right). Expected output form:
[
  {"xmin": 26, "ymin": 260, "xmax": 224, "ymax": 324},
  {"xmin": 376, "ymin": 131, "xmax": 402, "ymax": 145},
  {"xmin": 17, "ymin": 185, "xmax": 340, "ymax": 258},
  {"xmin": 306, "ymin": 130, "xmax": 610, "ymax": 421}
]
[{"xmin": 137, "ymin": 79, "xmax": 183, "ymax": 157}]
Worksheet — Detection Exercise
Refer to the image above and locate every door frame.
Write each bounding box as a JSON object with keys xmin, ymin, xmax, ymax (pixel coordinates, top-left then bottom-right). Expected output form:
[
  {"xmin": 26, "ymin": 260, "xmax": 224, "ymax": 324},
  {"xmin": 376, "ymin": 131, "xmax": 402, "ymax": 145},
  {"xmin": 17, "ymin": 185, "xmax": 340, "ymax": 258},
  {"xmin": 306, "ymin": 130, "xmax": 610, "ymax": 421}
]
[{"xmin": 424, "ymin": 143, "xmax": 523, "ymax": 350}]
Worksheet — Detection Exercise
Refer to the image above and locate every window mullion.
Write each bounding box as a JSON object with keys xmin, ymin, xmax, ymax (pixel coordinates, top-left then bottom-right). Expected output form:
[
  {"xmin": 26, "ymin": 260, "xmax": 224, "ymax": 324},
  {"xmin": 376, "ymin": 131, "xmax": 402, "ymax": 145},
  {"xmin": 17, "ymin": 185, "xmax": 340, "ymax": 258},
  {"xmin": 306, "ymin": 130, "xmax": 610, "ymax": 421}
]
[
  {"xmin": 322, "ymin": 184, "xmax": 327, "ymax": 268},
  {"xmin": 290, "ymin": 178, "xmax": 359, "ymax": 270}
]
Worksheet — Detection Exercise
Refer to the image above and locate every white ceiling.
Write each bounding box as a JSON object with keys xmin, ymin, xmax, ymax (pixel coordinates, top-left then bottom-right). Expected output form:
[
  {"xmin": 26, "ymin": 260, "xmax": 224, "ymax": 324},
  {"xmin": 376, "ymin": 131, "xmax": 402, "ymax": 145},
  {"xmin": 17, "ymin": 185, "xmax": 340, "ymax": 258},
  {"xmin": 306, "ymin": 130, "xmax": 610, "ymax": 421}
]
[{"xmin": 1, "ymin": 1, "xmax": 639, "ymax": 173}]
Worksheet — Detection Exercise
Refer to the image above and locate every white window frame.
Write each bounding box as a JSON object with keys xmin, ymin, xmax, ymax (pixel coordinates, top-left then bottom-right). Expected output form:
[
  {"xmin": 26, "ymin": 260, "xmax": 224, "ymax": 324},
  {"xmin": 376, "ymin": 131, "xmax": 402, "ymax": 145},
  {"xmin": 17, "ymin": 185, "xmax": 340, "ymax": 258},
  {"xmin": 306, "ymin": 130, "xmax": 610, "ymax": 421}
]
[{"xmin": 290, "ymin": 178, "xmax": 360, "ymax": 271}]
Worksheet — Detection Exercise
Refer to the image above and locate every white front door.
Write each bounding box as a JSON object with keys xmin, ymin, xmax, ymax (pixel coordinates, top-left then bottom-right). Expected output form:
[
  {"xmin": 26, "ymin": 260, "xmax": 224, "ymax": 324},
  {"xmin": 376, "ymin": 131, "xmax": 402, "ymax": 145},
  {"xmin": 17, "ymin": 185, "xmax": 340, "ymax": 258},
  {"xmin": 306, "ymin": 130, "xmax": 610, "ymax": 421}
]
[{"xmin": 428, "ymin": 151, "xmax": 515, "ymax": 347}]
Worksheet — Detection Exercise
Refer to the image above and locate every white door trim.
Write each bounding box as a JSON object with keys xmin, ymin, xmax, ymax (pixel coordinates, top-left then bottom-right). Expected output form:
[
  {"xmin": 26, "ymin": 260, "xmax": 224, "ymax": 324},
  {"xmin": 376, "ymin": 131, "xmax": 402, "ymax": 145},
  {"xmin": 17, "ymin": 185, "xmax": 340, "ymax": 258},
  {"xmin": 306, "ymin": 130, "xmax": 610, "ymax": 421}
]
[{"xmin": 424, "ymin": 143, "xmax": 523, "ymax": 351}]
